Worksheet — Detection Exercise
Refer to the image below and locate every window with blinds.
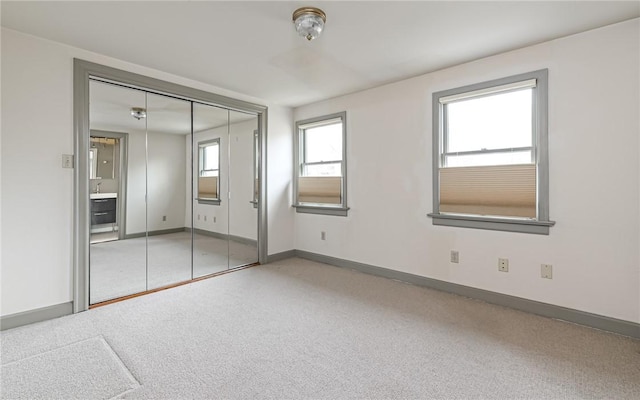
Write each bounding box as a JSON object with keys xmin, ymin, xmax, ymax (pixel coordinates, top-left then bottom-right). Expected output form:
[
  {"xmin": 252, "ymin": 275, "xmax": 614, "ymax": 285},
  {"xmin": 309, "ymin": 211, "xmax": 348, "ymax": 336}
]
[
  {"xmin": 430, "ymin": 70, "xmax": 554, "ymax": 234},
  {"xmin": 294, "ymin": 112, "xmax": 348, "ymax": 216}
]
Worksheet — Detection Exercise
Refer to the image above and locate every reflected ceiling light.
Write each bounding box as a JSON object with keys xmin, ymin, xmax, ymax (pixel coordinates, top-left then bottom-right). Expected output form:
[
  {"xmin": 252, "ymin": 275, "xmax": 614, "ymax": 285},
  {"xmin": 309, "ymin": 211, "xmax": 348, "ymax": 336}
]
[
  {"xmin": 130, "ymin": 107, "xmax": 147, "ymax": 120},
  {"xmin": 292, "ymin": 7, "xmax": 326, "ymax": 41}
]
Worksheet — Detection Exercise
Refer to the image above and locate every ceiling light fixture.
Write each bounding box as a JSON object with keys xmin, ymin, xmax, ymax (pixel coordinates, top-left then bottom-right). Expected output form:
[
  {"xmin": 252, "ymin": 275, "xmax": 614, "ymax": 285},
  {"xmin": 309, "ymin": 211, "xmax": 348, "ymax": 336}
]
[
  {"xmin": 130, "ymin": 107, "xmax": 147, "ymax": 120},
  {"xmin": 292, "ymin": 7, "xmax": 326, "ymax": 41}
]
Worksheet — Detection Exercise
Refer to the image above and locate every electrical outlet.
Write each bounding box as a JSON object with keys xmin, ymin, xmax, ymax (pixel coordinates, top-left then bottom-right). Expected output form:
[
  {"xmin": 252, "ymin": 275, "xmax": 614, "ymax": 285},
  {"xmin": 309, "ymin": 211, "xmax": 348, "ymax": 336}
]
[
  {"xmin": 541, "ymin": 264, "xmax": 553, "ymax": 279},
  {"xmin": 213, "ymin": 216, "xmax": 216, "ymax": 223},
  {"xmin": 450, "ymin": 250, "xmax": 459, "ymax": 263},
  {"xmin": 162, "ymin": 215, "xmax": 166, "ymax": 222},
  {"xmin": 204, "ymin": 215, "xmax": 207, "ymax": 222},
  {"xmin": 498, "ymin": 258, "xmax": 509, "ymax": 272},
  {"xmin": 321, "ymin": 231, "xmax": 326, "ymax": 240},
  {"xmin": 197, "ymin": 214, "xmax": 200, "ymax": 220}
]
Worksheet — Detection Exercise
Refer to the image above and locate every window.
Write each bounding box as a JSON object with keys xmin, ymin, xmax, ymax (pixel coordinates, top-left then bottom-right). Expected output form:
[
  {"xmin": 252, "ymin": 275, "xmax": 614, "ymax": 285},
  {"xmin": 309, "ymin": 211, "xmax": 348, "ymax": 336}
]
[
  {"xmin": 197, "ymin": 138, "xmax": 220, "ymax": 205},
  {"xmin": 252, "ymin": 130, "xmax": 259, "ymax": 208},
  {"xmin": 429, "ymin": 70, "xmax": 554, "ymax": 234},
  {"xmin": 294, "ymin": 112, "xmax": 348, "ymax": 216}
]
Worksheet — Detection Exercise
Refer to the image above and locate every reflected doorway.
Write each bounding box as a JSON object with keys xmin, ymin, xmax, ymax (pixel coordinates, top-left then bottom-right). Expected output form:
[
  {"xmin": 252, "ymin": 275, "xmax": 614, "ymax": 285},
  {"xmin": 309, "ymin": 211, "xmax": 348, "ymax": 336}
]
[{"xmin": 89, "ymin": 132, "xmax": 127, "ymax": 244}]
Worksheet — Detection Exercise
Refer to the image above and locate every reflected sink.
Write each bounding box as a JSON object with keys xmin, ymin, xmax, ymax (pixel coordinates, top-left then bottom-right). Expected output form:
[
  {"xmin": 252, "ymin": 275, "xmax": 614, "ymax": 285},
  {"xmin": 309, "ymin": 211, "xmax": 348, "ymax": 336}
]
[{"xmin": 90, "ymin": 192, "xmax": 117, "ymax": 199}]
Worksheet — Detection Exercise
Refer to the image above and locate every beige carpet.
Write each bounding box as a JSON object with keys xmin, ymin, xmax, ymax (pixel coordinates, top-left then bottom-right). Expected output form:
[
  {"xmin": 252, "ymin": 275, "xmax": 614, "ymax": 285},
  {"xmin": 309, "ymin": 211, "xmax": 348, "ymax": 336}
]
[
  {"xmin": 2, "ymin": 258, "xmax": 639, "ymax": 399},
  {"xmin": 1, "ymin": 336, "xmax": 140, "ymax": 399}
]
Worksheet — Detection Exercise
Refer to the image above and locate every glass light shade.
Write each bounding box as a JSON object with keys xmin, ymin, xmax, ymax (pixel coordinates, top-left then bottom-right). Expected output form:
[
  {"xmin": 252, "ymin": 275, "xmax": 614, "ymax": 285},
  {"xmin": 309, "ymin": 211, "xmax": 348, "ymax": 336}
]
[{"xmin": 293, "ymin": 7, "xmax": 326, "ymax": 41}]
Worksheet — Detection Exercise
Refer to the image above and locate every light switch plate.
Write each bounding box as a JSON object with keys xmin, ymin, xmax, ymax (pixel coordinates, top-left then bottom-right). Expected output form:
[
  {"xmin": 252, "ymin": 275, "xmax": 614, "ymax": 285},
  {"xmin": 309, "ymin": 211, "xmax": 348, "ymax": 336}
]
[{"xmin": 62, "ymin": 154, "xmax": 74, "ymax": 168}]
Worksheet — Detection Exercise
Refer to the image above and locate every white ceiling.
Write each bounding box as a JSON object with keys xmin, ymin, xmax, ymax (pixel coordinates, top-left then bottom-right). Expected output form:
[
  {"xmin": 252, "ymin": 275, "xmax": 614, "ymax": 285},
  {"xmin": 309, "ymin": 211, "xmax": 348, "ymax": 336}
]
[
  {"xmin": 2, "ymin": 1, "xmax": 639, "ymax": 108},
  {"xmin": 90, "ymin": 80, "xmax": 256, "ymax": 135}
]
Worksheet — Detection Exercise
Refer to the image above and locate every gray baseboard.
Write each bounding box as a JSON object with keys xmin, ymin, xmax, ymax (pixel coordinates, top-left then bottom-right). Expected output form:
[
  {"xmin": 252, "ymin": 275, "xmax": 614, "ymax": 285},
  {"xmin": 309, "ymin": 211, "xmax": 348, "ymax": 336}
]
[
  {"xmin": 267, "ymin": 250, "xmax": 297, "ymax": 263},
  {"xmin": 228, "ymin": 234, "xmax": 257, "ymax": 247},
  {"xmin": 188, "ymin": 228, "xmax": 257, "ymax": 246},
  {"xmin": 125, "ymin": 227, "xmax": 258, "ymax": 247},
  {"xmin": 293, "ymin": 250, "xmax": 640, "ymax": 339},
  {"xmin": 6, "ymin": 252, "xmax": 636, "ymax": 337},
  {"xmin": 1, "ymin": 302, "xmax": 73, "ymax": 331},
  {"xmin": 125, "ymin": 228, "xmax": 186, "ymax": 239},
  {"xmin": 188, "ymin": 227, "xmax": 227, "ymax": 240}
]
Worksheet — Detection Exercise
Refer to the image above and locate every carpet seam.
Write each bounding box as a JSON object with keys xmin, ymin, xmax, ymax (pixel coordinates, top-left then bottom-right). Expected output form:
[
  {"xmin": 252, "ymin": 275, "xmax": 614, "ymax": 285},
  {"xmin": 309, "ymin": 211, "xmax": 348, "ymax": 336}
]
[
  {"xmin": 1, "ymin": 335, "xmax": 105, "ymax": 367},
  {"xmin": 99, "ymin": 335, "xmax": 142, "ymax": 394}
]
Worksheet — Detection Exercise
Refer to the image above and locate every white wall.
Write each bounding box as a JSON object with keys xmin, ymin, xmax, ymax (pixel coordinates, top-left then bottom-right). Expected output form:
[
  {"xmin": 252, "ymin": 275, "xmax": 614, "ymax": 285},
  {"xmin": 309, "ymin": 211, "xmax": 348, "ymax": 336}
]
[
  {"xmin": 146, "ymin": 130, "xmax": 187, "ymax": 233},
  {"xmin": 267, "ymin": 105, "xmax": 295, "ymax": 256},
  {"xmin": 0, "ymin": 28, "xmax": 295, "ymax": 316},
  {"xmin": 293, "ymin": 19, "xmax": 640, "ymax": 323},
  {"xmin": 115, "ymin": 129, "xmax": 187, "ymax": 235}
]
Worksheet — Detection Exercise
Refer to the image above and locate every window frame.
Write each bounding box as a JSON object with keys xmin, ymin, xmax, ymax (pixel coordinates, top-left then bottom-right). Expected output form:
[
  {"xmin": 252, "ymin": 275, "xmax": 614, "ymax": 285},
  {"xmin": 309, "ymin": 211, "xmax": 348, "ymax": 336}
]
[
  {"xmin": 428, "ymin": 69, "xmax": 555, "ymax": 234},
  {"xmin": 293, "ymin": 111, "xmax": 349, "ymax": 216},
  {"xmin": 197, "ymin": 138, "xmax": 221, "ymax": 205}
]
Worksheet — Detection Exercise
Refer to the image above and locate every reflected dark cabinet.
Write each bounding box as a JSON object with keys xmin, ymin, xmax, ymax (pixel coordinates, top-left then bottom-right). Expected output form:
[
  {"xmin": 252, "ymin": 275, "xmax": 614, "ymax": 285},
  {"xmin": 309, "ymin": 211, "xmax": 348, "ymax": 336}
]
[{"xmin": 90, "ymin": 198, "xmax": 116, "ymax": 225}]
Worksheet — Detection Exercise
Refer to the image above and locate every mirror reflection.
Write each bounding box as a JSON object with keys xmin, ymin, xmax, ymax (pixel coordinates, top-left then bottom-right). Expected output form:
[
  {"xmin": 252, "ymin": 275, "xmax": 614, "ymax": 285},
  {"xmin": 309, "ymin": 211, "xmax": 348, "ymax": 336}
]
[
  {"xmin": 228, "ymin": 110, "xmax": 259, "ymax": 269},
  {"xmin": 146, "ymin": 92, "xmax": 192, "ymax": 290},
  {"xmin": 89, "ymin": 81, "xmax": 146, "ymax": 302},
  {"xmin": 192, "ymin": 103, "xmax": 230, "ymax": 277},
  {"xmin": 89, "ymin": 137, "xmax": 118, "ymax": 180},
  {"xmin": 88, "ymin": 79, "xmax": 259, "ymax": 305}
]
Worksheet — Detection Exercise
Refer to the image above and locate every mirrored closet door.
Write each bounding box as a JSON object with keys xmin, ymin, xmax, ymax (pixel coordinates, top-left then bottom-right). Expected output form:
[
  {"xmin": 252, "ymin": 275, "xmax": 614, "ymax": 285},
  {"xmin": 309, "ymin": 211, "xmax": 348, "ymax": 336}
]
[
  {"xmin": 192, "ymin": 103, "xmax": 230, "ymax": 277},
  {"xmin": 228, "ymin": 111, "xmax": 259, "ymax": 269},
  {"xmin": 88, "ymin": 79, "xmax": 259, "ymax": 305},
  {"xmin": 145, "ymin": 93, "xmax": 193, "ymax": 291},
  {"xmin": 89, "ymin": 81, "xmax": 147, "ymax": 303}
]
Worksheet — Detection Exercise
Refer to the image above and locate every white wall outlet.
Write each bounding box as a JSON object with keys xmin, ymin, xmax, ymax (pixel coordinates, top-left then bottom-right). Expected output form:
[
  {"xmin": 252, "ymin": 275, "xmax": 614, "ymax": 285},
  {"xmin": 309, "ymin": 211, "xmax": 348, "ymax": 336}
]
[
  {"xmin": 213, "ymin": 216, "xmax": 216, "ymax": 223},
  {"xmin": 204, "ymin": 215, "xmax": 207, "ymax": 222},
  {"xmin": 197, "ymin": 214, "xmax": 200, "ymax": 220},
  {"xmin": 162, "ymin": 215, "xmax": 166, "ymax": 222},
  {"xmin": 450, "ymin": 250, "xmax": 459, "ymax": 263},
  {"xmin": 541, "ymin": 264, "xmax": 553, "ymax": 279},
  {"xmin": 61, "ymin": 154, "xmax": 74, "ymax": 168},
  {"xmin": 321, "ymin": 231, "xmax": 326, "ymax": 240},
  {"xmin": 498, "ymin": 258, "xmax": 509, "ymax": 272}
]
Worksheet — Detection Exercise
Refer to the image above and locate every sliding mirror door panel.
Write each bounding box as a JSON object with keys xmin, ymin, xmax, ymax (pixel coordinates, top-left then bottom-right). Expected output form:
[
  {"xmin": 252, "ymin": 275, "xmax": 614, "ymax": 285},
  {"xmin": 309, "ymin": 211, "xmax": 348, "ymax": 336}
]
[
  {"xmin": 89, "ymin": 80, "xmax": 147, "ymax": 304},
  {"xmin": 87, "ymin": 77, "xmax": 261, "ymax": 304},
  {"xmin": 228, "ymin": 111, "xmax": 259, "ymax": 269},
  {"xmin": 192, "ymin": 103, "xmax": 230, "ymax": 277},
  {"xmin": 146, "ymin": 93, "xmax": 193, "ymax": 290}
]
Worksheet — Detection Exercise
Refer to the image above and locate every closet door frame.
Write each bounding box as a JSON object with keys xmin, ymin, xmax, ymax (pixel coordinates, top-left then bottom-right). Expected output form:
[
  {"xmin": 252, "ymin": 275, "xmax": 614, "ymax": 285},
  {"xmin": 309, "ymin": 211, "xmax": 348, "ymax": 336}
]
[{"xmin": 73, "ymin": 59, "xmax": 268, "ymax": 313}]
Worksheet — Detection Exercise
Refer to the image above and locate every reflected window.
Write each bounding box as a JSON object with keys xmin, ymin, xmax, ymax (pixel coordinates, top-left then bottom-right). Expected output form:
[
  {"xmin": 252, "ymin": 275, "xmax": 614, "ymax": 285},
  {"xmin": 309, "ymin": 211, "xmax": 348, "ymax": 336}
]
[
  {"xmin": 198, "ymin": 139, "xmax": 220, "ymax": 204},
  {"xmin": 252, "ymin": 130, "xmax": 259, "ymax": 208},
  {"xmin": 89, "ymin": 148, "xmax": 97, "ymax": 179}
]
